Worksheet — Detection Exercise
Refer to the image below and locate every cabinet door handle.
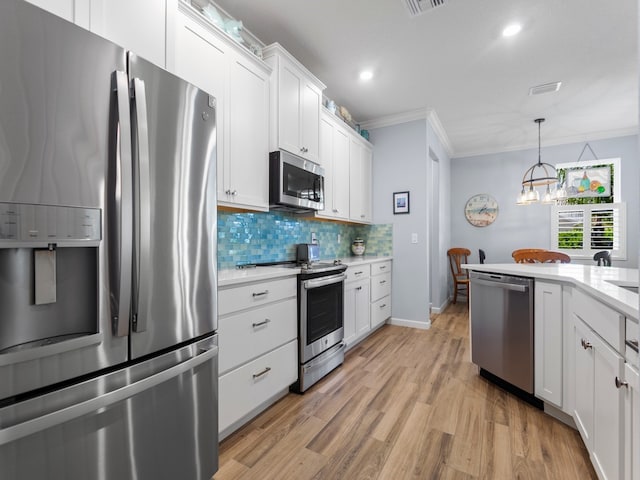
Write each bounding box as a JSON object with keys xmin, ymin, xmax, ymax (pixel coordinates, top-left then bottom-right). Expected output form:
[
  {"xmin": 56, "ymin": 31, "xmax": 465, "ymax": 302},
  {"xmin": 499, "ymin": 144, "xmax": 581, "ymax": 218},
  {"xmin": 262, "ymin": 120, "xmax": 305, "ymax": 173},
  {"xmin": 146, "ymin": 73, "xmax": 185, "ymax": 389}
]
[
  {"xmin": 253, "ymin": 367, "xmax": 271, "ymax": 379},
  {"xmin": 333, "ymin": 209, "xmax": 339, "ymax": 213},
  {"xmin": 581, "ymin": 339, "xmax": 592, "ymax": 350},
  {"xmin": 615, "ymin": 377, "xmax": 629, "ymax": 389},
  {"xmin": 232, "ymin": 190, "xmax": 237, "ymax": 196},
  {"xmin": 379, "ymin": 304, "xmax": 386, "ymax": 308},
  {"xmin": 360, "ymin": 214, "xmax": 365, "ymax": 218},
  {"xmin": 225, "ymin": 189, "xmax": 231, "ymax": 195},
  {"xmin": 356, "ymin": 286, "xmax": 362, "ymax": 291},
  {"xmin": 252, "ymin": 290, "xmax": 269, "ymax": 297},
  {"xmin": 252, "ymin": 319, "xmax": 271, "ymax": 328},
  {"xmin": 380, "ymin": 280, "xmax": 386, "ymax": 284}
]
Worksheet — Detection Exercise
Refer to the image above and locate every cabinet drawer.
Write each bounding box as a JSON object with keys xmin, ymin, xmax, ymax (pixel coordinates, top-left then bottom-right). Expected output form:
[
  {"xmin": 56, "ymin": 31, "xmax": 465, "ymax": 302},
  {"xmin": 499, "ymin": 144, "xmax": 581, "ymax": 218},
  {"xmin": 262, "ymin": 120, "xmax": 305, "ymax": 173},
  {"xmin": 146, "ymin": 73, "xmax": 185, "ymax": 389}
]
[
  {"xmin": 371, "ymin": 273, "xmax": 391, "ymax": 302},
  {"xmin": 573, "ymin": 289, "xmax": 624, "ymax": 352},
  {"xmin": 219, "ymin": 298, "xmax": 297, "ymax": 374},
  {"xmin": 346, "ymin": 264, "xmax": 370, "ymax": 283},
  {"xmin": 219, "ymin": 340, "xmax": 298, "ymax": 433},
  {"xmin": 371, "ymin": 261, "xmax": 391, "ymax": 276},
  {"xmin": 219, "ymin": 277, "xmax": 296, "ymax": 316},
  {"xmin": 371, "ymin": 296, "xmax": 391, "ymax": 328}
]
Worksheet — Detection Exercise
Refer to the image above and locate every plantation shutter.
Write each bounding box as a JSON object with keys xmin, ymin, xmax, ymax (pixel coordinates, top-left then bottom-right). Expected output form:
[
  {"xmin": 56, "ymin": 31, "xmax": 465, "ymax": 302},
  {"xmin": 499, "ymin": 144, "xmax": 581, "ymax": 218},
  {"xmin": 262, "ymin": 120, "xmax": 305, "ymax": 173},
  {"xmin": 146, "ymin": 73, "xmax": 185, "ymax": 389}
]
[{"xmin": 551, "ymin": 203, "xmax": 626, "ymax": 260}]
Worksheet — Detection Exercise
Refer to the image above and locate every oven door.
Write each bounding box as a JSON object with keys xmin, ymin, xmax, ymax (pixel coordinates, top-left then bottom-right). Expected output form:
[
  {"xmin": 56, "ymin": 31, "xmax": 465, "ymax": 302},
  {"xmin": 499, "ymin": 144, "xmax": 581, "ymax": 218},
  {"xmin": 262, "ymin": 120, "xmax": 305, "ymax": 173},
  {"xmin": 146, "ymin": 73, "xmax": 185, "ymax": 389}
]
[{"xmin": 300, "ymin": 272, "xmax": 345, "ymax": 363}]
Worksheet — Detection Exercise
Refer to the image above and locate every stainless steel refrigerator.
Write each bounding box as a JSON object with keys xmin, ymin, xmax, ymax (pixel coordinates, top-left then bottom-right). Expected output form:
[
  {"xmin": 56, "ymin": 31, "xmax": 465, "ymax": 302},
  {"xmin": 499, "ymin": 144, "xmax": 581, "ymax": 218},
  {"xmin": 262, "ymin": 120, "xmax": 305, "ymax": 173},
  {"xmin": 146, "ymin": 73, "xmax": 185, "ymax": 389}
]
[{"xmin": 0, "ymin": 1, "xmax": 219, "ymax": 479}]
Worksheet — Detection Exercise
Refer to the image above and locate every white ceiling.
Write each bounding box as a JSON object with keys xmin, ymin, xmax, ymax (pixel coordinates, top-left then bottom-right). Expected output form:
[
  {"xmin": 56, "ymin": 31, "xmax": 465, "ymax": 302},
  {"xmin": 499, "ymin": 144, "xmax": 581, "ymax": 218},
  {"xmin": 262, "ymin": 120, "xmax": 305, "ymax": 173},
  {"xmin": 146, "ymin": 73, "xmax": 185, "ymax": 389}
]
[{"xmin": 213, "ymin": 0, "xmax": 638, "ymax": 158}]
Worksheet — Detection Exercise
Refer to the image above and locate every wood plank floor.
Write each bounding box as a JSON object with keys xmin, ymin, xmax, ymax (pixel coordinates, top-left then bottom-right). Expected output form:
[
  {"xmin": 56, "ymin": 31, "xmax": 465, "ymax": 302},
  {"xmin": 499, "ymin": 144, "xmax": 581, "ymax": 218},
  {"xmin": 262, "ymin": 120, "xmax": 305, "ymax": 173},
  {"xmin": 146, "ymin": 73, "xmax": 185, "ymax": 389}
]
[{"xmin": 215, "ymin": 303, "xmax": 597, "ymax": 479}]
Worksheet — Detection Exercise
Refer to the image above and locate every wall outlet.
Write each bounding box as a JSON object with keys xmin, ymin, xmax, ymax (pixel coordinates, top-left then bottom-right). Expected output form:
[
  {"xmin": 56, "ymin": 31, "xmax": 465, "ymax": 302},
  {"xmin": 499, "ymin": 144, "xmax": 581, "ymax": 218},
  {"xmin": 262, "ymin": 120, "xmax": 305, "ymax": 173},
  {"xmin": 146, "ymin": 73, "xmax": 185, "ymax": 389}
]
[
  {"xmin": 311, "ymin": 232, "xmax": 318, "ymax": 244},
  {"xmin": 411, "ymin": 233, "xmax": 418, "ymax": 244}
]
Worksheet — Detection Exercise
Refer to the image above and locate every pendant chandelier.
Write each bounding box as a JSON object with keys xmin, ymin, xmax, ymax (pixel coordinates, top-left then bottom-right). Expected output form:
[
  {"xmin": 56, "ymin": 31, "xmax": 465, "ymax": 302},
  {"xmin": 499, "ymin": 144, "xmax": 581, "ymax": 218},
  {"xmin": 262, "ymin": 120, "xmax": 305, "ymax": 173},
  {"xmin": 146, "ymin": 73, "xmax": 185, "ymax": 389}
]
[{"xmin": 517, "ymin": 118, "xmax": 563, "ymax": 205}]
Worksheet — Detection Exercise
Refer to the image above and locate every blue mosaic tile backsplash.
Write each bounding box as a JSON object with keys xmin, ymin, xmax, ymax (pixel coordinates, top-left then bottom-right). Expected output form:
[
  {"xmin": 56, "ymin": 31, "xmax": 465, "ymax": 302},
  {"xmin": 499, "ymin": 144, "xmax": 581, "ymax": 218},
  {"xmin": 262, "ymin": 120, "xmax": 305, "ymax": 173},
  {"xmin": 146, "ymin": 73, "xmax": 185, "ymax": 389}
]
[{"xmin": 217, "ymin": 210, "xmax": 392, "ymax": 270}]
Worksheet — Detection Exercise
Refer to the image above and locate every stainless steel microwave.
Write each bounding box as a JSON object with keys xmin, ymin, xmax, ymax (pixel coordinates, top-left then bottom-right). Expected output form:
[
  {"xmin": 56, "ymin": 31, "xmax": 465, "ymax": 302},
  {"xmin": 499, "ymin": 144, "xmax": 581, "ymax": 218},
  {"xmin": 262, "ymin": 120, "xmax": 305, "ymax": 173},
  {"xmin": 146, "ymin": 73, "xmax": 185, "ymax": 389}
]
[{"xmin": 269, "ymin": 150, "xmax": 325, "ymax": 212}]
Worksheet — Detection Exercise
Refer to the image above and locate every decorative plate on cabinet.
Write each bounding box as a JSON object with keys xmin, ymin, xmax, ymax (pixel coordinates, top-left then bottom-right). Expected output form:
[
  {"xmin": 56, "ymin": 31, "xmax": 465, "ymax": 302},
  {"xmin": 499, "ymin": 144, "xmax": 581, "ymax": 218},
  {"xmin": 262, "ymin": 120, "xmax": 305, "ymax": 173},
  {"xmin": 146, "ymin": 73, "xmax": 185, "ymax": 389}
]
[{"xmin": 464, "ymin": 194, "xmax": 498, "ymax": 227}]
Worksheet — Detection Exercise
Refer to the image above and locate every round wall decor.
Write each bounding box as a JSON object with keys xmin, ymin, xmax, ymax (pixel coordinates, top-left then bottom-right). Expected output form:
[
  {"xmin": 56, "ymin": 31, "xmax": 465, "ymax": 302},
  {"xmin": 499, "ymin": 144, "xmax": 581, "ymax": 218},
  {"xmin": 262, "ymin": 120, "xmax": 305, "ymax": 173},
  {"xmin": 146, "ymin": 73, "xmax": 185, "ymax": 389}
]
[{"xmin": 464, "ymin": 194, "xmax": 498, "ymax": 227}]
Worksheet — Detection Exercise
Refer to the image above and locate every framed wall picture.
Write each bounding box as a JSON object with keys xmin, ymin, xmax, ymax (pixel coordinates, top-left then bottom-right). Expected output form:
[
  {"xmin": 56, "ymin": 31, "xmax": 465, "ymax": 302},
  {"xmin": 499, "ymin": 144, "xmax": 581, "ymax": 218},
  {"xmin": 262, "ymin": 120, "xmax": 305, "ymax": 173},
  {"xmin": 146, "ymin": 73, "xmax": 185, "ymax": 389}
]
[{"xmin": 393, "ymin": 191, "xmax": 410, "ymax": 214}]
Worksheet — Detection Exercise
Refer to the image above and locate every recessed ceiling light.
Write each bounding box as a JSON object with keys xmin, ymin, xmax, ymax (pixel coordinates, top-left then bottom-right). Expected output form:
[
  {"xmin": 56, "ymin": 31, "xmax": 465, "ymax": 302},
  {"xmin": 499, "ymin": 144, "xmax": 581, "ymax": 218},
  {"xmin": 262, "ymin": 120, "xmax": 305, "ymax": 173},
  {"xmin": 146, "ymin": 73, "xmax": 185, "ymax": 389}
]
[
  {"xmin": 359, "ymin": 70, "xmax": 373, "ymax": 81},
  {"xmin": 502, "ymin": 23, "xmax": 522, "ymax": 37}
]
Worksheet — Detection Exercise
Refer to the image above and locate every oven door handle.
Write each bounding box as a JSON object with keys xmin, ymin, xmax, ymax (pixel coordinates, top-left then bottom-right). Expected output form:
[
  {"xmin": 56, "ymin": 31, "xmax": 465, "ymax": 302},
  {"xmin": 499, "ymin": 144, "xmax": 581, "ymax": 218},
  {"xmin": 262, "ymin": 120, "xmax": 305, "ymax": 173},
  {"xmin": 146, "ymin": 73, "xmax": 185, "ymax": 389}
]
[{"xmin": 303, "ymin": 273, "xmax": 346, "ymax": 290}]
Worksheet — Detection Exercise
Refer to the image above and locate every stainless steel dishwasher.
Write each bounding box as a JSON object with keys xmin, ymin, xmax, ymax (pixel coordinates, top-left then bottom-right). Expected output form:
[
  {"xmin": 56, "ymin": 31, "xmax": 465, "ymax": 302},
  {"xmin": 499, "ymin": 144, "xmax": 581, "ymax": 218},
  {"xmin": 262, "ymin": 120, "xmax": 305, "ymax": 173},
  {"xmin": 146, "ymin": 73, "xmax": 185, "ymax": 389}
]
[{"xmin": 470, "ymin": 271, "xmax": 534, "ymax": 394}]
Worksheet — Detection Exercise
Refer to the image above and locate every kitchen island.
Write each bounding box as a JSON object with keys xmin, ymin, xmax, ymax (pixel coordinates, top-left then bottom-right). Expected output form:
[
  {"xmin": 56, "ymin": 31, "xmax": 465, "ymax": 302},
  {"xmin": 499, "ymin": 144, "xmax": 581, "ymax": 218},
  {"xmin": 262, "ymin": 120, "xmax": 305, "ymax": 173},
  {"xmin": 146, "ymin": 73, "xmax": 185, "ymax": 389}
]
[{"xmin": 463, "ymin": 263, "xmax": 639, "ymax": 480}]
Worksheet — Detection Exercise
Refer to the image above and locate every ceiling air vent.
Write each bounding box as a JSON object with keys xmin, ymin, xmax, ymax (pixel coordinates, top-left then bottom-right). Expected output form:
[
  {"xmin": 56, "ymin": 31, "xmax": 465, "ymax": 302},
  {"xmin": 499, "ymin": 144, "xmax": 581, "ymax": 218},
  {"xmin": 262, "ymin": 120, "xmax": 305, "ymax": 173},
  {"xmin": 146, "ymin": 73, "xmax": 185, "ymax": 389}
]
[
  {"xmin": 529, "ymin": 82, "xmax": 562, "ymax": 96},
  {"xmin": 404, "ymin": 0, "xmax": 446, "ymax": 17}
]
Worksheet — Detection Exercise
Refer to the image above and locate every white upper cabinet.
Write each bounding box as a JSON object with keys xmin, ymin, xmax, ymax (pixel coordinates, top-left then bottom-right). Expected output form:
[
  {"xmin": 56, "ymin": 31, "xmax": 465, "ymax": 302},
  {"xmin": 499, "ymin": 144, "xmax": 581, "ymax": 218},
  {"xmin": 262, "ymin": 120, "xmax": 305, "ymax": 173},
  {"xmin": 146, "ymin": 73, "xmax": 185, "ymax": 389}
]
[
  {"xmin": 25, "ymin": 0, "xmax": 168, "ymax": 67},
  {"xmin": 317, "ymin": 111, "xmax": 349, "ymax": 221},
  {"xmin": 263, "ymin": 43, "xmax": 325, "ymax": 163},
  {"xmin": 87, "ymin": 0, "xmax": 168, "ymax": 67},
  {"xmin": 349, "ymin": 137, "xmax": 372, "ymax": 224},
  {"xmin": 168, "ymin": 5, "xmax": 270, "ymax": 211},
  {"xmin": 24, "ymin": 0, "xmax": 78, "ymax": 23}
]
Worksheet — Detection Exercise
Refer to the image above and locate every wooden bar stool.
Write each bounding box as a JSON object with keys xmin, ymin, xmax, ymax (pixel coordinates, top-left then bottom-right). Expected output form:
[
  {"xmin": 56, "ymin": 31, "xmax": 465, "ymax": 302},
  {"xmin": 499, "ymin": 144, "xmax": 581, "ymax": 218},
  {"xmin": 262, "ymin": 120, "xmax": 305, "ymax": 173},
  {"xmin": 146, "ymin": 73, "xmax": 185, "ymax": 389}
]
[
  {"xmin": 447, "ymin": 247, "xmax": 470, "ymax": 304},
  {"xmin": 514, "ymin": 250, "xmax": 571, "ymax": 264}
]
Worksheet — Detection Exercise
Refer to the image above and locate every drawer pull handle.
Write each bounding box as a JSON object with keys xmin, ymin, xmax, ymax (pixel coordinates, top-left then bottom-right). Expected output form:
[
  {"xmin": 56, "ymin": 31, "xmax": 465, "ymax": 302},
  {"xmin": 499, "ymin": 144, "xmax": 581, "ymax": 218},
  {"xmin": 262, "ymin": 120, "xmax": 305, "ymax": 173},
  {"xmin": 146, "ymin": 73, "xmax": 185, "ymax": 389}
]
[
  {"xmin": 252, "ymin": 319, "xmax": 271, "ymax": 328},
  {"xmin": 380, "ymin": 280, "xmax": 386, "ymax": 284},
  {"xmin": 615, "ymin": 377, "xmax": 629, "ymax": 389},
  {"xmin": 253, "ymin": 367, "xmax": 271, "ymax": 379},
  {"xmin": 379, "ymin": 265, "xmax": 387, "ymax": 269},
  {"xmin": 252, "ymin": 290, "xmax": 269, "ymax": 298},
  {"xmin": 355, "ymin": 271, "xmax": 363, "ymax": 275},
  {"xmin": 581, "ymin": 339, "xmax": 592, "ymax": 350},
  {"xmin": 380, "ymin": 304, "xmax": 387, "ymax": 308}
]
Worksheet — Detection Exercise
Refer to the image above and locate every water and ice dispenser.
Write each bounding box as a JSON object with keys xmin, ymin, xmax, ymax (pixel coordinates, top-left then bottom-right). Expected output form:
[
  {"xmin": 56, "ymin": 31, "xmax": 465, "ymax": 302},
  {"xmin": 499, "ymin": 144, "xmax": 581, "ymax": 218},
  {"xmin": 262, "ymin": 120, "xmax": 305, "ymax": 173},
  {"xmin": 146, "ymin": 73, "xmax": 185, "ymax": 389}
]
[{"xmin": 0, "ymin": 203, "xmax": 101, "ymax": 354}]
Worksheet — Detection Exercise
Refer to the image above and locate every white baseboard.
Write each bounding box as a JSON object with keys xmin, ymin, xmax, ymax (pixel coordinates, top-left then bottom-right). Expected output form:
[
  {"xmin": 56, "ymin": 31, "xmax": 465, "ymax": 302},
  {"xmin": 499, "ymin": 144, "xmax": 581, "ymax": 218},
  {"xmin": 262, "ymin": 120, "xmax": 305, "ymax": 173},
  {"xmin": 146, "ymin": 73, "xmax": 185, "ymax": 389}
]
[
  {"xmin": 543, "ymin": 402, "xmax": 576, "ymax": 429},
  {"xmin": 430, "ymin": 297, "xmax": 450, "ymax": 314},
  {"xmin": 388, "ymin": 316, "xmax": 431, "ymax": 330}
]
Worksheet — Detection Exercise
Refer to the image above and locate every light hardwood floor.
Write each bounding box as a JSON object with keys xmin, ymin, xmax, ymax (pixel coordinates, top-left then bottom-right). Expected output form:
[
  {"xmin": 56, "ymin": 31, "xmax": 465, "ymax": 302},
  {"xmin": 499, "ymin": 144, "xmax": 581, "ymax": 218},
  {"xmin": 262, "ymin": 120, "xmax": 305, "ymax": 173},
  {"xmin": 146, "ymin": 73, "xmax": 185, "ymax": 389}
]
[{"xmin": 215, "ymin": 303, "xmax": 596, "ymax": 479}]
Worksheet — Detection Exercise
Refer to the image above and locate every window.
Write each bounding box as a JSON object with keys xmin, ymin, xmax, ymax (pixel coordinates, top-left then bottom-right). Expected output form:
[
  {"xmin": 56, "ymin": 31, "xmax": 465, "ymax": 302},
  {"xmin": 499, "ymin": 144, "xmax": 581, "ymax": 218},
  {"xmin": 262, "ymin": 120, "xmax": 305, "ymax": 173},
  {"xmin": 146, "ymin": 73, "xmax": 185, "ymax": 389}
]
[
  {"xmin": 552, "ymin": 158, "xmax": 625, "ymax": 260},
  {"xmin": 551, "ymin": 203, "xmax": 626, "ymax": 260}
]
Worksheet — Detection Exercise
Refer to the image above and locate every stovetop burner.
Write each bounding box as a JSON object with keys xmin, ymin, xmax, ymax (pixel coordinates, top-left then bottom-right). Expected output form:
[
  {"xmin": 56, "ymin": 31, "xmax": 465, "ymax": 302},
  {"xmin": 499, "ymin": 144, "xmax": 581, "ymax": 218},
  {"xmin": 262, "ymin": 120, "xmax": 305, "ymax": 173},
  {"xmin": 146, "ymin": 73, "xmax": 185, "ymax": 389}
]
[{"xmin": 242, "ymin": 259, "xmax": 346, "ymax": 274}]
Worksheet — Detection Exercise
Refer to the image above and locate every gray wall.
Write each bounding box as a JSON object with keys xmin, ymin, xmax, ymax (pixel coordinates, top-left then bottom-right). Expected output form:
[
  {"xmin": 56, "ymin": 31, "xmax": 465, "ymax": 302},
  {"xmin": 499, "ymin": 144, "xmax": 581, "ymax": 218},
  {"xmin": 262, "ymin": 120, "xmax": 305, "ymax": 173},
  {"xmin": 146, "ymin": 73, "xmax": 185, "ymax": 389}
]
[
  {"xmin": 371, "ymin": 120, "xmax": 429, "ymax": 326},
  {"xmin": 427, "ymin": 120, "xmax": 452, "ymax": 311},
  {"xmin": 450, "ymin": 135, "xmax": 638, "ymax": 267},
  {"xmin": 370, "ymin": 117, "xmax": 452, "ymax": 326}
]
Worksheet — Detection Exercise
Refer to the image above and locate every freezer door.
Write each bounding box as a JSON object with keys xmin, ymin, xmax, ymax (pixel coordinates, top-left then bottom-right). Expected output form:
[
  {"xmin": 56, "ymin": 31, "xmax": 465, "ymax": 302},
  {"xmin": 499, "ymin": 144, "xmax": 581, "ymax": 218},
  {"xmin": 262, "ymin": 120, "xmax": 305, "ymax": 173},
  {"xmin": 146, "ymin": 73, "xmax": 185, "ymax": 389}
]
[
  {"xmin": 0, "ymin": 0, "xmax": 129, "ymax": 400},
  {"xmin": 0, "ymin": 336, "xmax": 219, "ymax": 480},
  {"xmin": 128, "ymin": 53, "xmax": 217, "ymax": 359}
]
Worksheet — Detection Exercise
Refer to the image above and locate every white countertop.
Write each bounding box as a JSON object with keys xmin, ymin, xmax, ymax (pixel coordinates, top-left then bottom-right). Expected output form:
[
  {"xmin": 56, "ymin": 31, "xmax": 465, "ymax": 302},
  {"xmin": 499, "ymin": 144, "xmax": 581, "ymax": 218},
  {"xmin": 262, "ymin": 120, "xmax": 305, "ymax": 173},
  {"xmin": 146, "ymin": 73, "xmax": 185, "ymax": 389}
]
[
  {"xmin": 218, "ymin": 256, "xmax": 393, "ymax": 287},
  {"xmin": 463, "ymin": 263, "xmax": 639, "ymax": 320}
]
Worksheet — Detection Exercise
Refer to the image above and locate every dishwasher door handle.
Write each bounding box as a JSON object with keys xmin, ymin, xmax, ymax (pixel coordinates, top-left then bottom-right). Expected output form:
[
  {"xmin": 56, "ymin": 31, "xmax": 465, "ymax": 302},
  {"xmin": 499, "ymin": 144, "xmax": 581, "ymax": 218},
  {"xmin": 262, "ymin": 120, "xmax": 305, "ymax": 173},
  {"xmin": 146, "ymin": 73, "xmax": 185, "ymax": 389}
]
[{"xmin": 472, "ymin": 278, "xmax": 528, "ymax": 292}]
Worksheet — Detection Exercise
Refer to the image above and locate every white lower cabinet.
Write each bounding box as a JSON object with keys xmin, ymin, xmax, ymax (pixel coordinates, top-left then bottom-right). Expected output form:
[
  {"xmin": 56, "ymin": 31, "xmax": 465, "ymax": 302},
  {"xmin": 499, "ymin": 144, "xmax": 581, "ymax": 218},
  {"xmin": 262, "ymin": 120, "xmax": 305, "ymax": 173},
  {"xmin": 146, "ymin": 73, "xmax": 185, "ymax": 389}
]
[
  {"xmin": 624, "ymin": 363, "xmax": 639, "ymax": 480},
  {"xmin": 344, "ymin": 260, "xmax": 392, "ymax": 349},
  {"xmin": 370, "ymin": 260, "xmax": 392, "ymax": 329},
  {"xmin": 219, "ymin": 340, "xmax": 297, "ymax": 433},
  {"xmin": 534, "ymin": 281, "xmax": 563, "ymax": 407},
  {"xmin": 573, "ymin": 314, "xmax": 625, "ymax": 480},
  {"xmin": 344, "ymin": 277, "xmax": 370, "ymax": 348},
  {"xmin": 218, "ymin": 298, "xmax": 296, "ymax": 374},
  {"xmin": 218, "ymin": 276, "xmax": 297, "ymax": 437}
]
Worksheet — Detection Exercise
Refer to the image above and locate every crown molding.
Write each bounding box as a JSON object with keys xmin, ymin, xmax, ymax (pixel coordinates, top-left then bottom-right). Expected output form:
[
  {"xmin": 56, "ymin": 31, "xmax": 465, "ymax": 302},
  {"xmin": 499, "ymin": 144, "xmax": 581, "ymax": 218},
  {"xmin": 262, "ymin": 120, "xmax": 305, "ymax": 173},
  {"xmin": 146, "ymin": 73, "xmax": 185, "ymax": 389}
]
[
  {"xmin": 359, "ymin": 108, "xmax": 427, "ymax": 130},
  {"xmin": 451, "ymin": 126, "xmax": 639, "ymax": 159},
  {"xmin": 426, "ymin": 109, "xmax": 454, "ymax": 158}
]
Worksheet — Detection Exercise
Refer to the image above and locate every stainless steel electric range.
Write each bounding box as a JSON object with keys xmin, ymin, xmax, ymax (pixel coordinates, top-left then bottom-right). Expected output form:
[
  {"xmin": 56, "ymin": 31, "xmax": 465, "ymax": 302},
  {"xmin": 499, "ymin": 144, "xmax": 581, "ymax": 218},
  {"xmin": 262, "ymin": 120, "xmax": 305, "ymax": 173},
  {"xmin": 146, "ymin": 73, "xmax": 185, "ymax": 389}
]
[{"xmin": 254, "ymin": 253, "xmax": 347, "ymax": 393}]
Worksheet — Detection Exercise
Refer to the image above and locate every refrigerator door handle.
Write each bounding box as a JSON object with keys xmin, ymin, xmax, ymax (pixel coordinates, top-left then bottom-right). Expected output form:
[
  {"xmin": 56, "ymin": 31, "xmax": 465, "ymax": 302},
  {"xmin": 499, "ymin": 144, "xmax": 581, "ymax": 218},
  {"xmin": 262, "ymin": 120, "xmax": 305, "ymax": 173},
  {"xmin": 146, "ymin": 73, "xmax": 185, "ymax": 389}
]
[
  {"xmin": 0, "ymin": 345, "xmax": 218, "ymax": 446},
  {"xmin": 109, "ymin": 70, "xmax": 134, "ymax": 337},
  {"xmin": 130, "ymin": 77, "xmax": 151, "ymax": 333}
]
